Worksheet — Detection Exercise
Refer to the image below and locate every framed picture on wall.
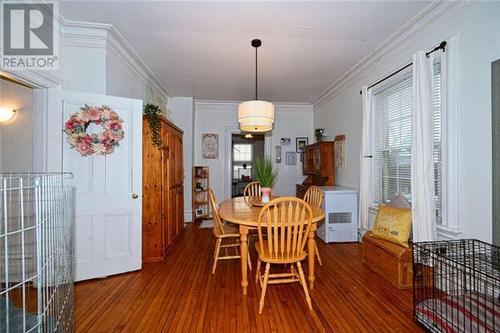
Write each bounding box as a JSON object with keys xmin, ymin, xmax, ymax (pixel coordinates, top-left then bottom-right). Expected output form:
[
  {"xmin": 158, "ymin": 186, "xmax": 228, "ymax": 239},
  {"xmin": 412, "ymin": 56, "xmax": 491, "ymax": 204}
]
[
  {"xmin": 296, "ymin": 137, "xmax": 309, "ymax": 152},
  {"xmin": 285, "ymin": 152, "xmax": 297, "ymax": 166},
  {"xmin": 202, "ymin": 133, "xmax": 219, "ymax": 159}
]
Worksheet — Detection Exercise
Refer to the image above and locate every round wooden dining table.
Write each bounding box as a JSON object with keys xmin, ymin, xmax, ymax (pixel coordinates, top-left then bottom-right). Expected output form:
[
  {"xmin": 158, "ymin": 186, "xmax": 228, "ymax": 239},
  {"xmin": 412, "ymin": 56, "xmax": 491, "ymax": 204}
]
[{"xmin": 218, "ymin": 196, "xmax": 325, "ymax": 295}]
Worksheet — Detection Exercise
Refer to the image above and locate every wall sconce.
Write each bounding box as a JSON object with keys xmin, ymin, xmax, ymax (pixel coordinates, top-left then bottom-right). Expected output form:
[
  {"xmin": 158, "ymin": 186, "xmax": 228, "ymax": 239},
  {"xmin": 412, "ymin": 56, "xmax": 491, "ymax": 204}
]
[{"xmin": 0, "ymin": 107, "xmax": 16, "ymax": 123}]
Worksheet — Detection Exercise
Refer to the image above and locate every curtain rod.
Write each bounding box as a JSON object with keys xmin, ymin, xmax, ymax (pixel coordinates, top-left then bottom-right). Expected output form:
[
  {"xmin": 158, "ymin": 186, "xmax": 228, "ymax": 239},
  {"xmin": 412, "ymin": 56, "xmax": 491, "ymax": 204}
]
[{"xmin": 359, "ymin": 41, "xmax": 446, "ymax": 95}]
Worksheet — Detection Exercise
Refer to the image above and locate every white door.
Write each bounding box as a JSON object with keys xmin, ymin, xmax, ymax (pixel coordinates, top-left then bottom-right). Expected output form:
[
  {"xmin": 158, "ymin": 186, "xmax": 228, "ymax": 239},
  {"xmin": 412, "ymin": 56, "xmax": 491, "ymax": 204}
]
[{"xmin": 47, "ymin": 89, "xmax": 142, "ymax": 281}]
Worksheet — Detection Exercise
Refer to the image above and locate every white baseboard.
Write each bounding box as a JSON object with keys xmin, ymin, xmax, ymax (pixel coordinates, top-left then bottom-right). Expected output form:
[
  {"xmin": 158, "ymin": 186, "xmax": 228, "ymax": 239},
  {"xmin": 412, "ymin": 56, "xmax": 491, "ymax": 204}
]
[{"xmin": 184, "ymin": 210, "xmax": 193, "ymax": 223}]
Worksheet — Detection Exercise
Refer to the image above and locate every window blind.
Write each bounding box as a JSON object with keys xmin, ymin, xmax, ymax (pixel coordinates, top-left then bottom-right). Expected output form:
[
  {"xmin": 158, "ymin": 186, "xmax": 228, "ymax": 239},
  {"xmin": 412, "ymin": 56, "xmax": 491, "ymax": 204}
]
[
  {"xmin": 372, "ymin": 75, "xmax": 413, "ymax": 205},
  {"xmin": 371, "ymin": 59, "xmax": 443, "ymax": 224},
  {"xmin": 433, "ymin": 59, "xmax": 443, "ymax": 225}
]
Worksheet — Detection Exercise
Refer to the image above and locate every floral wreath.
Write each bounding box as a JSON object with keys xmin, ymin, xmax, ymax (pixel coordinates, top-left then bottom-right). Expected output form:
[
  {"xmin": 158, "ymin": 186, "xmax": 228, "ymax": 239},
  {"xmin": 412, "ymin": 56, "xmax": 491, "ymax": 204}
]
[{"xmin": 64, "ymin": 105, "xmax": 124, "ymax": 156}]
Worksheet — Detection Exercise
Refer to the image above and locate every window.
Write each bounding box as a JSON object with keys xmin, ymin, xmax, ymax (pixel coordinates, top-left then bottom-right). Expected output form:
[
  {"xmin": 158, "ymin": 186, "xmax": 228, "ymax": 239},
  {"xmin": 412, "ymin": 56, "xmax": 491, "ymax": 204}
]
[
  {"xmin": 372, "ymin": 58, "xmax": 443, "ymax": 224},
  {"xmin": 233, "ymin": 165, "xmax": 252, "ymax": 179},
  {"xmin": 432, "ymin": 59, "xmax": 443, "ymax": 225},
  {"xmin": 233, "ymin": 144, "xmax": 252, "ymax": 162},
  {"xmin": 372, "ymin": 74, "xmax": 413, "ymax": 205}
]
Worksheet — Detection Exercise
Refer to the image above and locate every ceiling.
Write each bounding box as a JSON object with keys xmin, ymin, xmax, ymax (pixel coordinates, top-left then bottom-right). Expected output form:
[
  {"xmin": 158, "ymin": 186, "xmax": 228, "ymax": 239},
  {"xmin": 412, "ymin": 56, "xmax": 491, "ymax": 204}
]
[{"xmin": 60, "ymin": 1, "xmax": 430, "ymax": 103}]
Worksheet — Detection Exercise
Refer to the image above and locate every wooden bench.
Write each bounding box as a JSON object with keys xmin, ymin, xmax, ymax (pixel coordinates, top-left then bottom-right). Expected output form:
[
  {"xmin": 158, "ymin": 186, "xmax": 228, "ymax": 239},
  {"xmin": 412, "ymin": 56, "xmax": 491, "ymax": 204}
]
[{"xmin": 362, "ymin": 231, "xmax": 413, "ymax": 289}]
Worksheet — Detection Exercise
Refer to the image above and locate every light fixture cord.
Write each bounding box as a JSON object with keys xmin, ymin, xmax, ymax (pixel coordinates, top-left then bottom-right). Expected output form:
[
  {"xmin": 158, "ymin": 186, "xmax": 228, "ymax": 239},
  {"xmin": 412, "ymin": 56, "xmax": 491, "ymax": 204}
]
[{"xmin": 255, "ymin": 45, "xmax": 258, "ymax": 100}]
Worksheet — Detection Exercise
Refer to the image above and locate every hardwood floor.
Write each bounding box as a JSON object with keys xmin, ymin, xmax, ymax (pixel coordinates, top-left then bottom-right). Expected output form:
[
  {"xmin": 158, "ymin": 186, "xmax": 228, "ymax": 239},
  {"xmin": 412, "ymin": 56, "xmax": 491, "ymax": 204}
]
[{"xmin": 75, "ymin": 223, "xmax": 424, "ymax": 332}]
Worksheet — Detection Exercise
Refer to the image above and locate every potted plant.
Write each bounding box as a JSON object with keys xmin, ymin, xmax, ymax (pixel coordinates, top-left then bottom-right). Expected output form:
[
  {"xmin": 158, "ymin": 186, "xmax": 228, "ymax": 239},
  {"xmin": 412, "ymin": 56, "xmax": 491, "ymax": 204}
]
[
  {"xmin": 315, "ymin": 128, "xmax": 325, "ymax": 142},
  {"xmin": 254, "ymin": 158, "xmax": 278, "ymax": 203}
]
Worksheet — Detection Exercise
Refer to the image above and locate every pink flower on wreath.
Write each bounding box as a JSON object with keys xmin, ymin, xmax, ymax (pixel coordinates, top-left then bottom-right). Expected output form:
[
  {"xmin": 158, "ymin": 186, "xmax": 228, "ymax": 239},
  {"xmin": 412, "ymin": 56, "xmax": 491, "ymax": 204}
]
[
  {"xmin": 75, "ymin": 112, "xmax": 89, "ymax": 123},
  {"xmin": 82, "ymin": 135, "xmax": 93, "ymax": 145},
  {"xmin": 107, "ymin": 129, "xmax": 124, "ymax": 141},
  {"xmin": 76, "ymin": 142, "xmax": 93, "ymax": 156},
  {"xmin": 107, "ymin": 120, "xmax": 122, "ymax": 131},
  {"xmin": 108, "ymin": 110, "xmax": 120, "ymax": 121},
  {"xmin": 100, "ymin": 107, "xmax": 113, "ymax": 119},
  {"xmin": 65, "ymin": 119, "xmax": 76, "ymax": 130},
  {"xmin": 84, "ymin": 107, "xmax": 101, "ymax": 122}
]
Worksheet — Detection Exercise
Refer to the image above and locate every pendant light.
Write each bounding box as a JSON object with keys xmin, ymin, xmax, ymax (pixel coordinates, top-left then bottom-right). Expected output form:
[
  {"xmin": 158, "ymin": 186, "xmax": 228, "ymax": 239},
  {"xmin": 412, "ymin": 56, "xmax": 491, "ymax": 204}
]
[{"xmin": 238, "ymin": 39, "xmax": 275, "ymax": 133}]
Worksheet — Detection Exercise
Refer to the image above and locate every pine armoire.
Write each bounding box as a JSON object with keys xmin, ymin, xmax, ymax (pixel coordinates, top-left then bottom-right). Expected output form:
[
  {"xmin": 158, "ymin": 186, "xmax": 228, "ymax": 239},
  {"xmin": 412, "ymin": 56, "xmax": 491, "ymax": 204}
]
[{"xmin": 142, "ymin": 115, "xmax": 184, "ymax": 262}]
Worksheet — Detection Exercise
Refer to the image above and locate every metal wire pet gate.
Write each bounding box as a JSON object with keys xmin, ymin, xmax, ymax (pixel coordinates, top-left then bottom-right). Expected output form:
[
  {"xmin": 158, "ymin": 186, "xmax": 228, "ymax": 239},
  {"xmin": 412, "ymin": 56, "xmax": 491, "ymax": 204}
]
[{"xmin": 0, "ymin": 173, "xmax": 74, "ymax": 332}]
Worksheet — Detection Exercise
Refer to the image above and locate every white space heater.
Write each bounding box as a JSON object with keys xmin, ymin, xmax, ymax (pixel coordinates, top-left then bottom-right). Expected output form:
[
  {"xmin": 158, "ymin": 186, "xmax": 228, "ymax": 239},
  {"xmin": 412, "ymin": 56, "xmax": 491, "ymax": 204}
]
[{"xmin": 316, "ymin": 186, "xmax": 358, "ymax": 243}]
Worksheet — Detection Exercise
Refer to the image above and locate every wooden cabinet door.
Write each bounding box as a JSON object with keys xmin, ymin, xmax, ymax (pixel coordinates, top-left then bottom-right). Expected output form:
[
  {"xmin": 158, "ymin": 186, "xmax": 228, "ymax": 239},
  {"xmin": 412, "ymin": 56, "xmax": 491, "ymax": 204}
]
[
  {"xmin": 143, "ymin": 119, "xmax": 163, "ymax": 261},
  {"xmin": 313, "ymin": 147, "xmax": 321, "ymax": 174},
  {"xmin": 161, "ymin": 124, "xmax": 172, "ymax": 251},
  {"xmin": 170, "ymin": 130, "xmax": 183, "ymax": 188},
  {"xmin": 303, "ymin": 149, "xmax": 311, "ymax": 174}
]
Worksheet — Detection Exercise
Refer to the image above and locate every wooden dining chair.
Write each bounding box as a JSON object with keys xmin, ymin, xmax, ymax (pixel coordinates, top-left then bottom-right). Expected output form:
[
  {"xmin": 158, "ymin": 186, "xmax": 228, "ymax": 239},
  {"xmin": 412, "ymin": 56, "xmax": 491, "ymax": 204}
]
[
  {"xmin": 254, "ymin": 197, "xmax": 313, "ymax": 314},
  {"xmin": 208, "ymin": 188, "xmax": 251, "ymax": 274},
  {"xmin": 243, "ymin": 181, "xmax": 266, "ymax": 243},
  {"xmin": 303, "ymin": 185, "xmax": 324, "ymax": 266},
  {"xmin": 243, "ymin": 181, "xmax": 261, "ymax": 204}
]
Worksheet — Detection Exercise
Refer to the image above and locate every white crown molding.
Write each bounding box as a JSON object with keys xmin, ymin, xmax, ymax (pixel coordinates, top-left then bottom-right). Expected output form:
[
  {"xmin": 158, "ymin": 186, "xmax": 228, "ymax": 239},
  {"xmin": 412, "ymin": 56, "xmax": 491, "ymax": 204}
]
[
  {"xmin": 61, "ymin": 19, "xmax": 169, "ymax": 98},
  {"xmin": 195, "ymin": 99, "xmax": 313, "ymax": 113},
  {"xmin": 105, "ymin": 25, "xmax": 170, "ymax": 98},
  {"xmin": 62, "ymin": 20, "xmax": 108, "ymax": 49},
  {"xmin": 313, "ymin": 0, "xmax": 469, "ymax": 108}
]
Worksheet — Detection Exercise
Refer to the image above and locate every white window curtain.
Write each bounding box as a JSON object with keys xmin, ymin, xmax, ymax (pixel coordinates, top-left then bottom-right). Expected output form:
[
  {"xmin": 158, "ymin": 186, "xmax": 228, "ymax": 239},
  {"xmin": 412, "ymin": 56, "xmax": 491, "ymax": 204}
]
[
  {"xmin": 359, "ymin": 85, "xmax": 372, "ymax": 230},
  {"xmin": 411, "ymin": 51, "xmax": 437, "ymax": 242}
]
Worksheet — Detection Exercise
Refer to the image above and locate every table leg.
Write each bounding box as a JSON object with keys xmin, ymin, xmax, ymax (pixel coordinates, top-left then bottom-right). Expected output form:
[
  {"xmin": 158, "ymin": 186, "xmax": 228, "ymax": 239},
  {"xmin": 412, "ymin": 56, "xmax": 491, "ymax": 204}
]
[
  {"xmin": 308, "ymin": 228, "xmax": 316, "ymax": 290},
  {"xmin": 240, "ymin": 225, "xmax": 249, "ymax": 295}
]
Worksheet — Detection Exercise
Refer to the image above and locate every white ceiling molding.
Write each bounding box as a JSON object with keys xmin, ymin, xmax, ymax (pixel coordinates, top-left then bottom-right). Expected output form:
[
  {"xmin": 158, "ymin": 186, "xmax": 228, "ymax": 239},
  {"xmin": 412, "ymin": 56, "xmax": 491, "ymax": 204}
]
[
  {"xmin": 313, "ymin": 1, "xmax": 469, "ymax": 109},
  {"xmin": 62, "ymin": 20, "xmax": 108, "ymax": 49},
  {"xmin": 62, "ymin": 19, "xmax": 169, "ymax": 98},
  {"xmin": 195, "ymin": 100, "xmax": 313, "ymax": 114}
]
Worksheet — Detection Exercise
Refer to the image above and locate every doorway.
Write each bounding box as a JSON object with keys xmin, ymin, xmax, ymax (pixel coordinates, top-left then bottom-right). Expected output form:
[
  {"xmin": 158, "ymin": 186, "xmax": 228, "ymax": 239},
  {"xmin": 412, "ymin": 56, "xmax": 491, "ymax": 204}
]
[
  {"xmin": 0, "ymin": 75, "xmax": 34, "ymax": 172},
  {"xmin": 231, "ymin": 133, "xmax": 265, "ymax": 197}
]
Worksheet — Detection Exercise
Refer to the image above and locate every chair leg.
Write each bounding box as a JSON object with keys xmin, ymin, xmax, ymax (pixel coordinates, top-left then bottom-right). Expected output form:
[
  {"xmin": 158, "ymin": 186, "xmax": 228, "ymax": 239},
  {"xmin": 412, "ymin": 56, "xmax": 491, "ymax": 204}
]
[
  {"xmin": 255, "ymin": 259, "xmax": 261, "ymax": 285},
  {"xmin": 212, "ymin": 238, "xmax": 221, "ymax": 274},
  {"xmin": 297, "ymin": 262, "xmax": 312, "ymax": 310},
  {"xmin": 315, "ymin": 242, "xmax": 323, "ymax": 266},
  {"xmin": 258, "ymin": 263, "xmax": 270, "ymax": 314},
  {"xmin": 247, "ymin": 250, "xmax": 252, "ymax": 271}
]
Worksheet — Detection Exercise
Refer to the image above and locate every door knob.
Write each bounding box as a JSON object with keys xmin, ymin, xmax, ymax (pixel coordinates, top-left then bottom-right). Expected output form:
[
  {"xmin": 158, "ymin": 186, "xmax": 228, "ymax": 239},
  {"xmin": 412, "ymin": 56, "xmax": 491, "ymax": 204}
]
[{"xmin": 132, "ymin": 193, "xmax": 139, "ymax": 199}]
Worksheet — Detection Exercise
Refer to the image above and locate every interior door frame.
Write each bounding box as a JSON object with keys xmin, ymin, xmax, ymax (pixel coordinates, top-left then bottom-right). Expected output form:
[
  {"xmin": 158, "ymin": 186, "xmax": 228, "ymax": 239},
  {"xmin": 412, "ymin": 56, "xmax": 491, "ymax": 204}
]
[{"xmin": 224, "ymin": 126, "xmax": 272, "ymax": 200}]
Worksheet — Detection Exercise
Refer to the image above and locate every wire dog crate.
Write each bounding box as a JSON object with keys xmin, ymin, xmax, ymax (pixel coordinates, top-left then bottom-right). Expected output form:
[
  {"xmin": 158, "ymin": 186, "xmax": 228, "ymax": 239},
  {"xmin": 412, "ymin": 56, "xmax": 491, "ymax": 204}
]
[
  {"xmin": 413, "ymin": 239, "xmax": 500, "ymax": 332},
  {"xmin": 0, "ymin": 173, "xmax": 74, "ymax": 332}
]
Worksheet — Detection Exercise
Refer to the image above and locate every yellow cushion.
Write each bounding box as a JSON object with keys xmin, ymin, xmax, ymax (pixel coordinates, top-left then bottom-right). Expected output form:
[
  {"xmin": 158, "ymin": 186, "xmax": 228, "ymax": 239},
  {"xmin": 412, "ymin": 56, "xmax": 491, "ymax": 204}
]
[{"xmin": 371, "ymin": 204, "xmax": 412, "ymax": 247}]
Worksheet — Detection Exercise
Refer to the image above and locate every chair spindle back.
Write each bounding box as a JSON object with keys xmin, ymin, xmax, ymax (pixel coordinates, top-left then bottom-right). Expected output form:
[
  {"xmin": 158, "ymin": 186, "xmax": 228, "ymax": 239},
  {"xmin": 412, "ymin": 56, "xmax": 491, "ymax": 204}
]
[
  {"xmin": 257, "ymin": 197, "xmax": 313, "ymax": 261},
  {"xmin": 304, "ymin": 185, "xmax": 323, "ymax": 209},
  {"xmin": 244, "ymin": 181, "xmax": 261, "ymax": 203},
  {"xmin": 208, "ymin": 188, "xmax": 225, "ymax": 237}
]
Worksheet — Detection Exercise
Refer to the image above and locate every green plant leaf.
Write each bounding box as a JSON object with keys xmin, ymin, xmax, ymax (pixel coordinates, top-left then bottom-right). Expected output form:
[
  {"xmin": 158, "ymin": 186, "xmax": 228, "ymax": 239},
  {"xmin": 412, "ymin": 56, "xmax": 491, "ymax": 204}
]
[
  {"xmin": 144, "ymin": 103, "xmax": 162, "ymax": 148},
  {"xmin": 253, "ymin": 158, "xmax": 277, "ymax": 188}
]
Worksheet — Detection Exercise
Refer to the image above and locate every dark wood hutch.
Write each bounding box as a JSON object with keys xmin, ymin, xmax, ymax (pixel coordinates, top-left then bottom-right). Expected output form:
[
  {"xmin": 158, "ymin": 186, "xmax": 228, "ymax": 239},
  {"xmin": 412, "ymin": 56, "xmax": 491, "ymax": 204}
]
[{"xmin": 296, "ymin": 141, "xmax": 335, "ymax": 198}]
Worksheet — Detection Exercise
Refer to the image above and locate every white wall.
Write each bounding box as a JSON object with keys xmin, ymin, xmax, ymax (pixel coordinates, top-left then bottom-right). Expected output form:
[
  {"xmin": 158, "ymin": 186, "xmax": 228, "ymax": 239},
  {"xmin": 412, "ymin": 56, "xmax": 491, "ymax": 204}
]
[
  {"xmin": 61, "ymin": 22, "xmax": 169, "ymax": 106},
  {"xmin": 0, "ymin": 79, "xmax": 34, "ymax": 172},
  {"xmin": 169, "ymin": 97, "xmax": 195, "ymax": 222},
  {"xmin": 194, "ymin": 101, "xmax": 313, "ymax": 202},
  {"xmin": 313, "ymin": 2, "xmax": 500, "ymax": 242}
]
